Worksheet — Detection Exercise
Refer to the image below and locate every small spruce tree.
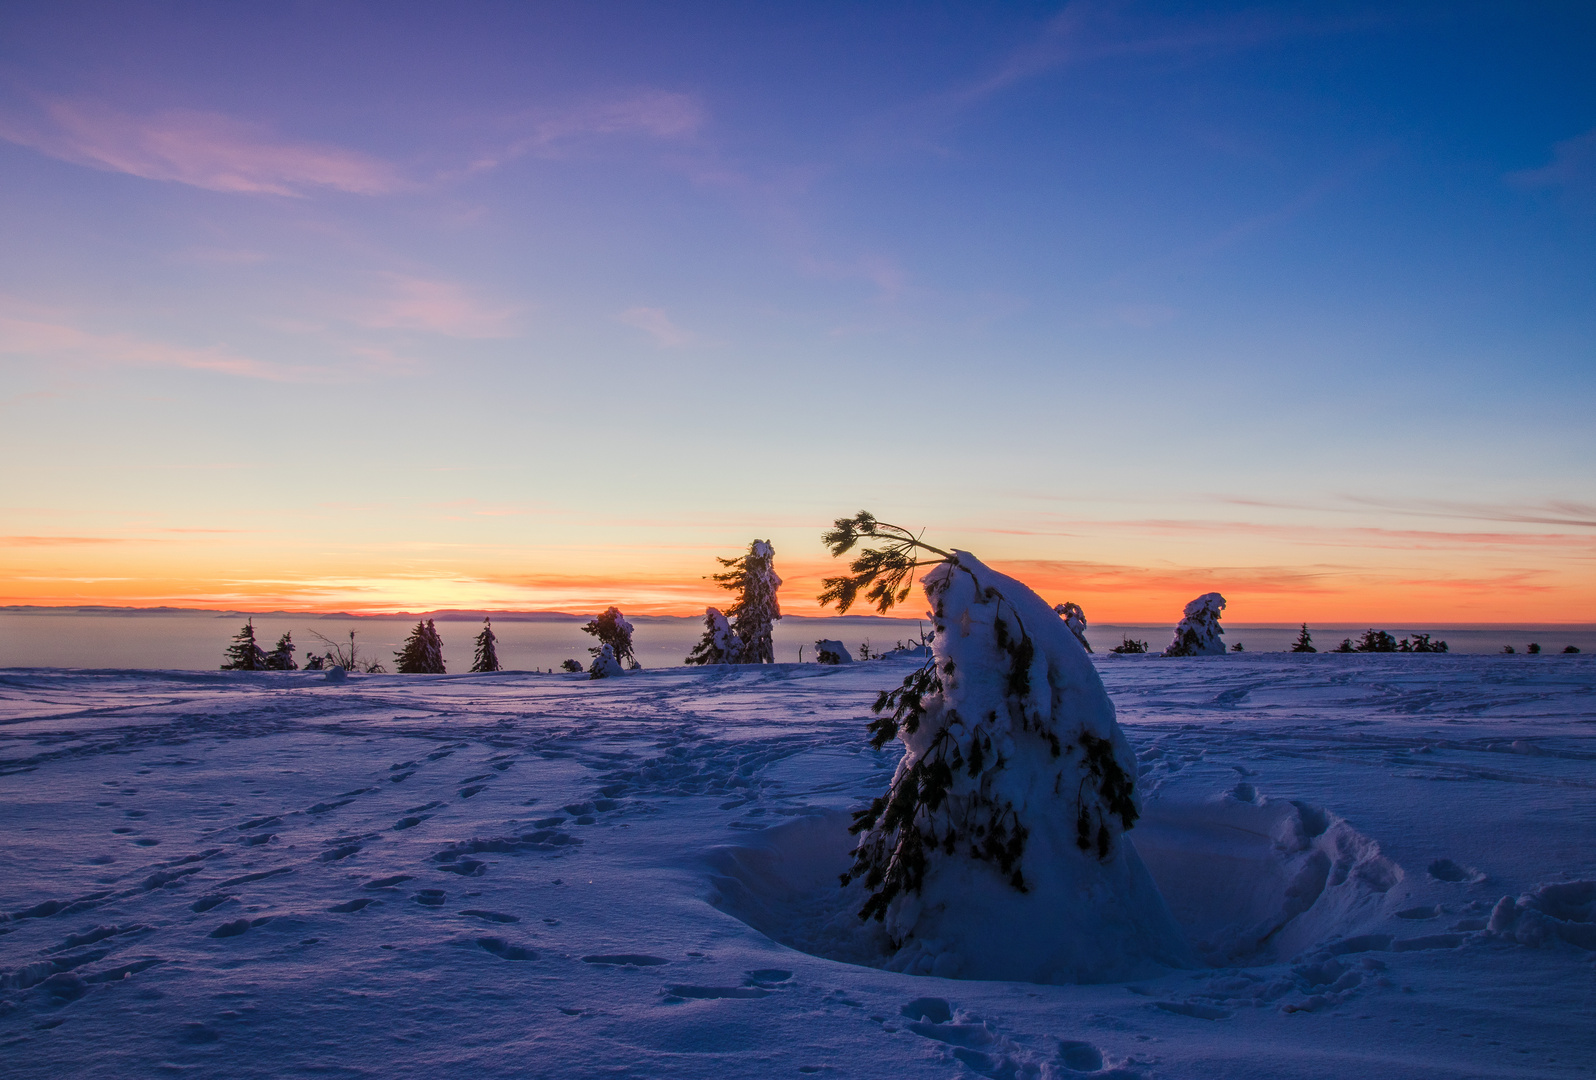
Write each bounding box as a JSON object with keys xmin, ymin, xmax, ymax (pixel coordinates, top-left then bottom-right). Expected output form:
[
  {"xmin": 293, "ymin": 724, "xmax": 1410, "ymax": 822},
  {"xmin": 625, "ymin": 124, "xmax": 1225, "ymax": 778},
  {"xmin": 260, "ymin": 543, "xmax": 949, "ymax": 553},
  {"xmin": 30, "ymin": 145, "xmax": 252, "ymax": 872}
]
[
  {"xmin": 711, "ymin": 540, "xmax": 782, "ymax": 664},
  {"xmin": 589, "ymin": 643, "xmax": 624, "ymax": 679},
  {"xmin": 819, "ymin": 511, "xmax": 1186, "ymax": 982},
  {"xmin": 1333, "ymin": 638, "xmax": 1356, "ymax": 653},
  {"xmin": 221, "ymin": 619, "xmax": 268, "ymax": 671},
  {"xmin": 560, "ymin": 659, "xmax": 584, "ymax": 672},
  {"xmin": 1110, "ymin": 636, "xmax": 1148, "ymax": 654},
  {"xmin": 263, "ymin": 631, "xmax": 298, "ymax": 670},
  {"xmin": 395, "ymin": 619, "xmax": 446, "ymax": 674},
  {"xmin": 471, "ymin": 617, "xmax": 502, "ymax": 673},
  {"xmin": 1355, "ymin": 629, "xmax": 1399, "ymax": 653},
  {"xmin": 685, "ymin": 607, "xmax": 742, "ymax": 665},
  {"xmin": 1290, "ymin": 624, "xmax": 1316, "ymax": 653},
  {"xmin": 582, "ymin": 607, "xmax": 637, "ymax": 668},
  {"xmin": 1163, "ymin": 593, "xmax": 1227, "ymax": 656},
  {"xmin": 1053, "ymin": 602, "xmax": 1092, "ymax": 653}
]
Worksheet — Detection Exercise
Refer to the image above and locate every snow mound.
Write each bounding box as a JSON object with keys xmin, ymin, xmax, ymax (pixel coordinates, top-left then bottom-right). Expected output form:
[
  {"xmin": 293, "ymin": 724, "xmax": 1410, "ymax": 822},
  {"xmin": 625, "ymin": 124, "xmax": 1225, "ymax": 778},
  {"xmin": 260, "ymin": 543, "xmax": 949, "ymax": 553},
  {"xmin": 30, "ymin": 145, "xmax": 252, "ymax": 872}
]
[
  {"xmin": 1131, "ymin": 793, "xmax": 1402, "ymax": 965},
  {"xmin": 1488, "ymin": 880, "xmax": 1596, "ymax": 950}
]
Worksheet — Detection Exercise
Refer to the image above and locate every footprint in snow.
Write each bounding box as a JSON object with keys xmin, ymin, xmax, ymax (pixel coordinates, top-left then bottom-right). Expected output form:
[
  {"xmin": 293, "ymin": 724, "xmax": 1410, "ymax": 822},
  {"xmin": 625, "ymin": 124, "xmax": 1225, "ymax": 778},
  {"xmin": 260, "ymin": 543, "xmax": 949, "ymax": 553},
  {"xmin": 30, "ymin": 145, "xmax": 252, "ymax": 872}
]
[
  {"xmin": 458, "ymin": 909, "xmax": 519, "ymax": 923},
  {"xmin": 582, "ymin": 954, "xmax": 668, "ymax": 967},
  {"xmin": 1428, "ymin": 858, "xmax": 1488, "ymax": 884},
  {"xmin": 661, "ymin": 984, "xmax": 770, "ymax": 1001},
  {"xmin": 209, "ymin": 917, "xmax": 271, "ymax": 938},
  {"xmin": 329, "ymin": 898, "xmax": 378, "ymax": 913},
  {"xmin": 476, "ymin": 937, "xmax": 536, "ymax": 961}
]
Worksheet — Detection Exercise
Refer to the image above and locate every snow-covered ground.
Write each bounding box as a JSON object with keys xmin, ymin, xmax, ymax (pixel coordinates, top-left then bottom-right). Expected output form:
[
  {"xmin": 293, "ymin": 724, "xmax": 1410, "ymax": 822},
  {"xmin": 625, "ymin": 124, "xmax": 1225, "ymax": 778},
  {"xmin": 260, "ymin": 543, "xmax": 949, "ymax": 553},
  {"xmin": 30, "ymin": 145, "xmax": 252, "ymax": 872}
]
[{"xmin": 2, "ymin": 654, "xmax": 1592, "ymax": 1078}]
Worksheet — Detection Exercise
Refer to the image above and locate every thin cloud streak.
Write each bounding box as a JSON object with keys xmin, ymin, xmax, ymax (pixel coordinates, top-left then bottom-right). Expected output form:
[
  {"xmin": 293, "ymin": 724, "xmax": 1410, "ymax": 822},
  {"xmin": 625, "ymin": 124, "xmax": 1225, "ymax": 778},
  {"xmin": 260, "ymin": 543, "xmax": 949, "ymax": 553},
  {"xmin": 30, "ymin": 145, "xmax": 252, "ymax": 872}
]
[
  {"xmin": 352, "ymin": 274, "xmax": 522, "ymax": 338},
  {"xmin": 618, "ymin": 307, "xmax": 696, "ymax": 348},
  {"xmin": 0, "ymin": 98, "xmax": 405, "ymax": 196},
  {"xmin": 0, "ymin": 310, "xmax": 316, "ymax": 382},
  {"xmin": 464, "ymin": 90, "xmax": 706, "ymax": 175},
  {"xmin": 1217, "ymin": 494, "xmax": 1596, "ymax": 530}
]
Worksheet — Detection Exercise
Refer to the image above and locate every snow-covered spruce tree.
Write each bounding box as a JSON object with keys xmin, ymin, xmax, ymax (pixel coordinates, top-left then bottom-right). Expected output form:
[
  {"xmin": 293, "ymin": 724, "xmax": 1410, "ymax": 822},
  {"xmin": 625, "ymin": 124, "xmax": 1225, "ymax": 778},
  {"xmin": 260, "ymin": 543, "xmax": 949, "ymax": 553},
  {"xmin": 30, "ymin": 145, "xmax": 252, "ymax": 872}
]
[
  {"xmin": 471, "ymin": 617, "xmax": 502, "ymax": 673},
  {"xmin": 712, "ymin": 540, "xmax": 782, "ymax": 663},
  {"xmin": 1290, "ymin": 624, "xmax": 1316, "ymax": 653},
  {"xmin": 263, "ymin": 631, "xmax": 298, "ymax": 670},
  {"xmin": 821, "ymin": 512, "xmax": 1188, "ymax": 983},
  {"xmin": 395, "ymin": 619, "xmax": 447, "ymax": 674},
  {"xmin": 1162, "ymin": 593, "xmax": 1227, "ymax": 656},
  {"xmin": 1053, "ymin": 602, "xmax": 1092, "ymax": 653},
  {"xmin": 685, "ymin": 607, "xmax": 743, "ymax": 665},
  {"xmin": 221, "ymin": 619, "xmax": 267, "ymax": 671},
  {"xmin": 588, "ymin": 643, "xmax": 624, "ymax": 679},
  {"xmin": 582, "ymin": 607, "xmax": 637, "ymax": 669},
  {"xmin": 814, "ymin": 639, "xmax": 854, "ymax": 664}
]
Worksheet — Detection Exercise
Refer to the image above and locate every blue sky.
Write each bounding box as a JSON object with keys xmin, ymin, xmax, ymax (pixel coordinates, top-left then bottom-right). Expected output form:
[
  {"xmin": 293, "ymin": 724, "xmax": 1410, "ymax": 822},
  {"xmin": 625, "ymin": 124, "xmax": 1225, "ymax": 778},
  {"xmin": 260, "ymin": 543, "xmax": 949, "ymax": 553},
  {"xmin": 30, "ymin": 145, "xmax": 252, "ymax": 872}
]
[{"xmin": 1, "ymin": 1, "xmax": 1592, "ymax": 619}]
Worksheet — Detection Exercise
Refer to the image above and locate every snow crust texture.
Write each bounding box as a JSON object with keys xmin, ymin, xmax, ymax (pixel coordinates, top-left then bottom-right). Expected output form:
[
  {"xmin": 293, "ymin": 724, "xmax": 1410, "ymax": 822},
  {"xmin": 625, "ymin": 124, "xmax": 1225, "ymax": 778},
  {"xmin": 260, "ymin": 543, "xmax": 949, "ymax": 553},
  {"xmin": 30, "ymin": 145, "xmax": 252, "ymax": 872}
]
[{"xmin": 0, "ymin": 653, "xmax": 1592, "ymax": 1079}]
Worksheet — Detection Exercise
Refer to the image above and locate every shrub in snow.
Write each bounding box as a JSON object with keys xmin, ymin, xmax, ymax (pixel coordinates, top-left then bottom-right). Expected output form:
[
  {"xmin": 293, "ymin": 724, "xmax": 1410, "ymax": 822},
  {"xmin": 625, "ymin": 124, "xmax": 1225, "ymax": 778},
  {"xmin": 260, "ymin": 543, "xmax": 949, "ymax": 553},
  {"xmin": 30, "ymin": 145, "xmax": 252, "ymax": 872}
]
[
  {"xmin": 820, "ymin": 512, "xmax": 1188, "ymax": 983},
  {"xmin": 312, "ymin": 630, "xmax": 386, "ymax": 673},
  {"xmin": 1527, "ymin": 642, "xmax": 1541, "ymax": 654},
  {"xmin": 1401, "ymin": 632, "xmax": 1447, "ymax": 653},
  {"xmin": 395, "ymin": 619, "xmax": 446, "ymax": 674},
  {"xmin": 1565, "ymin": 646, "xmax": 1581, "ymax": 654},
  {"xmin": 221, "ymin": 619, "xmax": 267, "ymax": 671},
  {"xmin": 1053, "ymin": 602, "xmax": 1092, "ymax": 653},
  {"xmin": 685, "ymin": 607, "xmax": 743, "ymax": 665},
  {"xmin": 303, "ymin": 653, "xmax": 326, "ymax": 670},
  {"xmin": 589, "ymin": 644, "xmax": 624, "ymax": 679},
  {"xmin": 1109, "ymin": 637, "xmax": 1148, "ymax": 654},
  {"xmin": 711, "ymin": 540, "xmax": 782, "ymax": 663},
  {"xmin": 1333, "ymin": 638, "xmax": 1355, "ymax": 653},
  {"xmin": 1290, "ymin": 624, "xmax": 1316, "ymax": 653},
  {"xmin": 1355, "ymin": 629, "xmax": 1398, "ymax": 653},
  {"xmin": 470, "ymin": 618, "xmax": 502, "ymax": 673},
  {"xmin": 813, "ymin": 639, "xmax": 853, "ymax": 664},
  {"xmin": 1163, "ymin": 593, "xmax": 1226, "ymax": 656},
  {"xmin": 560, "ymin": 659, "xmax": 584, "ymax": 673},
  {"xmin": 582, "ymin": 607, "xmax": 637, "ymax": 669},
  {"xmin": 262, "ymin": 631, "xmax": 298, "ymax": 671}
]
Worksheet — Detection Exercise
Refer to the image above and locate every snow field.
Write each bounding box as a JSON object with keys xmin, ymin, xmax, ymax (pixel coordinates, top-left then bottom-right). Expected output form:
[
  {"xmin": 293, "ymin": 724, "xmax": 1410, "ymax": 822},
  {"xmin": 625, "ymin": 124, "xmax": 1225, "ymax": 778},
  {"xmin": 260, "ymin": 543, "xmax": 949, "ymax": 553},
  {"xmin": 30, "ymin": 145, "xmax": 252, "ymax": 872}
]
[{"xmin": 0, "ymin": 654, "xmax": 1592, "ymax": 1078}]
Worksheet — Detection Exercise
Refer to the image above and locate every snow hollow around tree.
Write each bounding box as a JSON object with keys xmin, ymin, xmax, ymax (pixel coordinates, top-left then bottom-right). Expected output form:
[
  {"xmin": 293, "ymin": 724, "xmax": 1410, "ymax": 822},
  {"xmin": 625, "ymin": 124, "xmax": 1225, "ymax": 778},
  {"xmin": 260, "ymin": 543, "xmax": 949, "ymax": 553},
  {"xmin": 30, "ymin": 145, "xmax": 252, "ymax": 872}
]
[{"xmin": 850, "ymin": 553, "xmax": 1190, "ymax": 983}]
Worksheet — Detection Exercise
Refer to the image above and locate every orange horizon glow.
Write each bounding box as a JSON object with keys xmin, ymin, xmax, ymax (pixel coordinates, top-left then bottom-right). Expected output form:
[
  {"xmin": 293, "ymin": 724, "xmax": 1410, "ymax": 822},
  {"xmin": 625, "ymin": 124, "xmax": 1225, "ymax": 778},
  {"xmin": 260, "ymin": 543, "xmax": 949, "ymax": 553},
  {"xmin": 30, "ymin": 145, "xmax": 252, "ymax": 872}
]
[{"xmin": 3, "ymin": 554, "xmax": 1591, "ymax": 624}]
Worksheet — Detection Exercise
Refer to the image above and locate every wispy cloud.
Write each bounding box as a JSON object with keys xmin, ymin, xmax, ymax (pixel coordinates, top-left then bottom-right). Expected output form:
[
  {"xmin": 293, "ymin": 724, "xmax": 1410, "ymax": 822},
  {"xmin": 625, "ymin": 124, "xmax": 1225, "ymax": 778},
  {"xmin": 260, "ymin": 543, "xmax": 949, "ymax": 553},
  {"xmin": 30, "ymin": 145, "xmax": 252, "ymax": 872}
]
[
  {"xmin": 617, "ymin": 306, "xmax": 696, "ymax": 348},
  {"xmin": 955, "ymin": 2, "xmax": 1376, "ymax": 106},
  {"xmin": 0, "ymin": 98, "xmax": 405, "ymax": 196},
  {"xmin": 0, "ymin": 535, "xmax": 131, "ymax": 546},
  {"xmin": 0, "ymin": 306, "xmax": 315, "ymax": 381},
  {"xmin": 466, "ymin": 90, "xmax": 705, "ymax": 174},
  {"xmin": 1217, "ymin": 494, "xmax": 1596, "ymax": 531},
  {"xmin": 351, "ymin": 274, "xmax": 522, "ymax": 339},
  {"xmin": 1509, "ymin": 126, "xmax": 1596, "ymax": 206}
]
